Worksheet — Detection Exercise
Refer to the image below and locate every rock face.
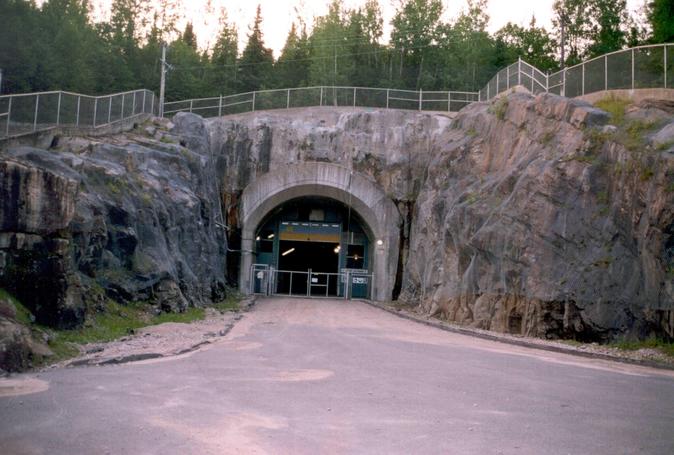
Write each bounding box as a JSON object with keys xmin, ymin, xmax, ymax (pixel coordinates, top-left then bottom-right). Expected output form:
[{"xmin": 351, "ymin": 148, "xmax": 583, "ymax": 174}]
[
  {"xmin": 0, "ymin": 120, "xmax": 227, "ymax": 331},
  {"xmin": 1, "ymin": 93, "xmax": 673, "ymax": 350},
  {"xmin": 398, "ymin": 94, "xmax": 674, "ymax": 341},
  {"xmin": 202, "ymin": 98, "xmax": 674, "ymax": 342}
]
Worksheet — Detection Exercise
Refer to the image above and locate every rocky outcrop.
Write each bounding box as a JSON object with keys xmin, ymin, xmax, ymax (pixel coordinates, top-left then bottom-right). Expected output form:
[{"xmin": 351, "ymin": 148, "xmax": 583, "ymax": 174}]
[
  {"xmin": 0, "ymin": 119, "xmax": 228, "ymax": 333},
  {"xmin": 201, "ymin": 98, "xmax": 674, "ymax": 342},
  {"xmin": 1, "ymin": 93, "xmax": 673, "ymax": 353},
  {"xmin": 398, "ymin": 94, "xmax": 674, "ymax": 341}
]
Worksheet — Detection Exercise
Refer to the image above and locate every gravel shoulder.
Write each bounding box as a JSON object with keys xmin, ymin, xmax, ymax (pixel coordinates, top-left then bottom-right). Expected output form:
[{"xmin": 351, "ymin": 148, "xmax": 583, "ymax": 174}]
[
  {"xmin": 367, "ymin": 300, "xmax": 674, "ymax": 370},
  {"xmin": 49, "ymin": 298, "xmax": 255, "ymax": 369}
]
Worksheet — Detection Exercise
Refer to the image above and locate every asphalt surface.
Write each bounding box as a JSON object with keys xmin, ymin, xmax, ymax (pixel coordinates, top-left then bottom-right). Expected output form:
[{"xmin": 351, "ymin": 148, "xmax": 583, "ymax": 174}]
[{"xmin": 1, "ymin": 297, "xmax": 674, "ymax": 455}]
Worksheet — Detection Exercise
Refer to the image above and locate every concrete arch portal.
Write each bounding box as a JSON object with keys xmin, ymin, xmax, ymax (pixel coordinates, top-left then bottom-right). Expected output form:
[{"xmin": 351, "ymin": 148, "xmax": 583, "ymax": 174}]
[{"xmin": 240, "ymin": 162, "xmax": 401, "ymax": 301}]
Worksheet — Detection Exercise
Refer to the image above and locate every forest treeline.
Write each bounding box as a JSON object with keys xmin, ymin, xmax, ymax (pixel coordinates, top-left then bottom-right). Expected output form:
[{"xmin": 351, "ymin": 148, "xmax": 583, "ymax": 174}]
[{"xmin": 1, "ymin": 0, "xmax": 673, "ymax": 100}]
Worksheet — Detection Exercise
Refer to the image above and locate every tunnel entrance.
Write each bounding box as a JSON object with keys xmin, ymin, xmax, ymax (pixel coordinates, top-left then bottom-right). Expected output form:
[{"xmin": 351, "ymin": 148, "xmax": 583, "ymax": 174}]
[{"xmin": 252, "ymin": 197, "xmax": 372, "ymax": 298}]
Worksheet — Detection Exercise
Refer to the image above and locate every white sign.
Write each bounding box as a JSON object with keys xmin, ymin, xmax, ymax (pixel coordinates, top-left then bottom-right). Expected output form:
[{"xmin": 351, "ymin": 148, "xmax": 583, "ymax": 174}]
[{"xmin": 352, "ymin": 277, "xmax": 368, "ymax": 284}]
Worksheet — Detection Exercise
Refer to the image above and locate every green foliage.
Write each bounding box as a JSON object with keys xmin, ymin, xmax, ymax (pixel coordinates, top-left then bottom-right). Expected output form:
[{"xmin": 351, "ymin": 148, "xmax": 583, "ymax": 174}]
[
  {"xmin": 553, "ymin": 0, "xmax": 628, "ymax": 63},
  {"xmin": 595, "ymin": 96, "xmax": 630, "ymax": 125},
  {"xmin": 647, "ymin": 0, "xmax": 674, "ymax": 43},
  {"xmin": 238, "ymin": 5, "xmax": 274, "ymax": 92},
  {"xmin": 611, "ymin": 335, "xmax": 674, "ymax": 358},
  {"xmin": 494, "ymin": 18, "xmax": 558, "ymax": 71},
  {"xmin": 491, "ymin": 97, "xmax": 509, "ymax": 120},
  {"xmin": 0, "ymin": 0, "xmax": 659, "ymax": 101},
  {"xmin": 0, "ymin": 288, "xmax": 33, "ymax": 325}
]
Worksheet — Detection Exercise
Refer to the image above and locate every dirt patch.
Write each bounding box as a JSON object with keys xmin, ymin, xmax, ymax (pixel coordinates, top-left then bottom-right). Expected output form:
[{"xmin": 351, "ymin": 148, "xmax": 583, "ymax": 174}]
[
  {"xmin": 0, "ymin": 376, "xmax": 49, "ymax": 397},
  {"xmin": 55, "ymin": 308, "xmax": 245, "ymax": 368}
]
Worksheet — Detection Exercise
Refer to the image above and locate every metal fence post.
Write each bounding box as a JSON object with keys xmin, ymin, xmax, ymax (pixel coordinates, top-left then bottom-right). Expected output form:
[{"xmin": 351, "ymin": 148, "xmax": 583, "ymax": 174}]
[
  {"xmin": 448, "ymin": 91, "xmax": 451, "ymax": 112},
  {"xmin": 142, "ymin": 90, "xmax": 146, "ymax": 114},
  {"xmin": 56, "ymin": 92, "xmax": 62, "ymax": 126},
  {"xmin": 76, "ymin": 96, "xmax": 80, "ymax": 126},
  {"xmin": 287, "ymin": 89, "xmax": 291, "ymax": 109},
  {"xmin": 386, "ymin": 88, "xmax": 390, "ymax": 109},
  {"xmin": 507, "ymin": 65, "xmax": 510, "ymax": 90},
  {"xmin": 252, "ymin": 91, "xmax": 256, "ymax": 111},
  {"xmin": 497, "ymin": 72, "xmax": 500, "ymax": 93},
  {"xmin": 6, "ymin": 97, "xmax": 11, "ymax": 137},
  {"xmin": 33, "ymin": 94, "xmax": 39, "ymax": 131},
  {"xmin": 132, "ymin": 91, "xmax": 136, "ymax": 115},
  {"xmin": 218, "ymin": 94, "xmax": 222, "ymax": 117},
  {"xmin": 189, "ymin": 99, "xmax": 193, "ymax": 113},
  {"xmin": 628, "ymin": 49, "xmax": 634, "ymax": 90},
  {"xmin": 562, "ymin": 68, "xmax": 567, "ymax": 97},
  {"xmin": 353, "ymin": 87, "xmax": 356, "ymax": 107},
  {"xmin": 665, "ymin": 45, "xmax": 668, "ymax": 88},
  {"xmin": 418, "ymin": 88, "xmax": 422, "ymax": 111},
  {"xmin": 93, "ymin": 97, "xmax": 97, "ymax": 127},
  {"xmin": 518, "ymin": 58, "xmax": 521, "ymax": 86},
  {"xmin": 604, "ymin": 55, "xmax": 608, "ymax": 91},
  {"xmin": 108, "ymin": 95, "xmax": 113, "ymax": 124},
  {"xmin": 320, "ymin": 86, "xmax": 323, "ymax": 106},
  {"xmin": 120, "ymin": 94, "xmax": 125, "ymax": 121}
]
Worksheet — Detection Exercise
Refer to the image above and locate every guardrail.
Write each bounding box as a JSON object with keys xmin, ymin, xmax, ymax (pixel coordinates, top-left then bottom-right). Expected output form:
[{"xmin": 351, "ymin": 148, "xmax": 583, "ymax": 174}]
[
  {"xmin": 479, "ymin": 43, "xmax": 674, "ymax": 101},
  {"xmin": 163, "ymin": 86, "xmax": 480, "ymax": 117},
  {"xmin": 0, "ymin": 89, "xmax": 155, "ymax": 140}
]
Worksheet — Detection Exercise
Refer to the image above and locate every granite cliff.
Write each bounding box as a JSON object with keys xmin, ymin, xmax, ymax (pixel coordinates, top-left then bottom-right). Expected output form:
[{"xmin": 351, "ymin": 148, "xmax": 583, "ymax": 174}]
[{"xmin": 1, "ymin": 92, "xmax": 673, "ymax": 371}]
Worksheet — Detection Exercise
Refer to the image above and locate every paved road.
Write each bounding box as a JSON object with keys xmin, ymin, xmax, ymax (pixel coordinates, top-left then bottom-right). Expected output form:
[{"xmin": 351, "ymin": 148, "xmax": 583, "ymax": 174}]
[{"xmin": 2, "ymin": 298, "xmax": 674, "ymax": 455}]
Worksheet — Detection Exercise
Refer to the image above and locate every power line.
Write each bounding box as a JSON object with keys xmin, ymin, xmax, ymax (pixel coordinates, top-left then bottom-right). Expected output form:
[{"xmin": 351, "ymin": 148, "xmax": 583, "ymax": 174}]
[{"xmin": 171, "ymin": 43, "xmax": 436, "ymax": 72}]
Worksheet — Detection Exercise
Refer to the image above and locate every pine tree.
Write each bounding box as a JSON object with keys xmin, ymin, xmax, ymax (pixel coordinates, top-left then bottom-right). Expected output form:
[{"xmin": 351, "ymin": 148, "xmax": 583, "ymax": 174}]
[
  {"xmin": 275, "ymin": 22, "xmax": 310, "ymax": 88},
  {"xmin": 208, "ymin": 11, "xmax": 239, "ymax": 95},
  {"xmin": 238, "ymin": 5, "xmax": 274, "ymax": 92},
  {"xmin": 182, "ymin": 22, "xmax": 198, "ymax": 50}
]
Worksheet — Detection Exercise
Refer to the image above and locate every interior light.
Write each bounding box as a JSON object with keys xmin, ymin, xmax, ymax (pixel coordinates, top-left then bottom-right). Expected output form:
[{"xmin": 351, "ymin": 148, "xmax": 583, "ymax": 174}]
[
  {"xmin": 256, "ymin": 236, "xmax": 261, "ymax": 241},
  {"xmin": 376, "ymin": 239, "xmax": 384, "ymax": 246},
  {"xmin": 282, "ymin": 248, "xmax": 295, "ymax": 256},
  {"xmin": 354, "ymin": 254, "xmax": 359, "ymax": 260},
  {"xmin": 267, "ymin": 233, "xmax": 275, "ymax": 239},
  {"xmin": 334, "ymin": 246, "xmax": 341, "ymax": 254}
]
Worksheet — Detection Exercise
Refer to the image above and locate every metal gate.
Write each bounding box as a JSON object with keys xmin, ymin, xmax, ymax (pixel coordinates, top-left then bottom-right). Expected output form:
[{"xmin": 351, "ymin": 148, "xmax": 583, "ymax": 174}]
[{"xmin": 250, "ymin": 265, "xmax": 373, "ymax": 300}]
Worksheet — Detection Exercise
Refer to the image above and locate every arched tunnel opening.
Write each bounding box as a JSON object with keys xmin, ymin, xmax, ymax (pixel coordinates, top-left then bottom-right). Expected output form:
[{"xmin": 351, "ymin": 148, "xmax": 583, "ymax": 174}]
[{"xmin": 252, "ymin": 196, "xmax": 373, "ymax": 298}]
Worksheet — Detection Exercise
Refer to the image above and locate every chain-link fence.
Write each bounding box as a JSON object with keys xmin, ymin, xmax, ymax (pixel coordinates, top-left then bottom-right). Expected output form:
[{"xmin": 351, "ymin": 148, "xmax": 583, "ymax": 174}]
[
  {"xmin": 0, "ymin": 89, "xmax": 155, "ymax": 139},
  {"xmin": 2, "ymin": 44, "xmax": 672, "ymax": 137},
  {"xmin": 163, "ymin": 86, "xmax": 480, "ymax": 118},
  {"xmin": 482, "ymin": 44, "xmax": 674, "ymax": 101}
]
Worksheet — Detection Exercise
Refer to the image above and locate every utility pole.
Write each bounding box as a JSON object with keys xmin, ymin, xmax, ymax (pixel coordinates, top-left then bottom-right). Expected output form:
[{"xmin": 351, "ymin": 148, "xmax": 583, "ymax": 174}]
[
  {"xmin": 560, "ymin": 12, "xmax": 567, "ymax": 70},
  {"xmin": 159, "ymin": 43, "xmax": 167, "ymax": 117}
]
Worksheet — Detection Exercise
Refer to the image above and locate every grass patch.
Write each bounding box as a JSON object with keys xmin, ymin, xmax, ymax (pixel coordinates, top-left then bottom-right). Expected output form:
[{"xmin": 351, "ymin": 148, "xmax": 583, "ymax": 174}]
[
  {"xmin": 153, "ymin": 307, "xmax": 205, "ymax": 324},
  {"xmin": 2, "ymin": 287, "xmax": 243, "ymax": 367},
  {"xmin": 491, "ymin": 97, "xmax": 509, "ymax": 121},
  {"xmin": 610, "ymin": 335, "xmax": 674, "ymax": 358},
  {"xmin": 211, "ymin": 295, "xmax": 240, "ymax": 313},
  {"xmin": 595, "ymin": 96, "xmax": 630, "ymax": 125},
  {"xmin": 0, "ymin": 288, "xmax": 33, "ymax": 325}
]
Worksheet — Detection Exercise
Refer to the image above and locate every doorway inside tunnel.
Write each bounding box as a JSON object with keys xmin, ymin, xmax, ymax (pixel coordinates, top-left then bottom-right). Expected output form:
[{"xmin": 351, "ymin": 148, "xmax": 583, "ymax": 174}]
[{"xmin": 253, "ymin": 196, "xmax": 371, "ymax": 298}]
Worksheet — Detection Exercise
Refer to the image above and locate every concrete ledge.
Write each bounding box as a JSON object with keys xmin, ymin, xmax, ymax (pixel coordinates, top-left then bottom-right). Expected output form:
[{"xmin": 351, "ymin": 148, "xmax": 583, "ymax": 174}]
[
  {"xmin": 0, "ymin": 114, "xmax": 152, "ymax": 151},
  {"xmin": 576, "ymin": 88, "xmax": 674, "ymax": 105},
  {"xmin": 362, "ymin": 300, "xmax": 674, "ymax": 372}
]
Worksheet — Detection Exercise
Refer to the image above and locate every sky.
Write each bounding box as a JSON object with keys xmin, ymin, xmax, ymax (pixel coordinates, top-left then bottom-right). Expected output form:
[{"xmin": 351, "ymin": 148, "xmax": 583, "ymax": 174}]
[{"xmin": 84, "ymin": 0, "xmax": 645, "ymax": 57}]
